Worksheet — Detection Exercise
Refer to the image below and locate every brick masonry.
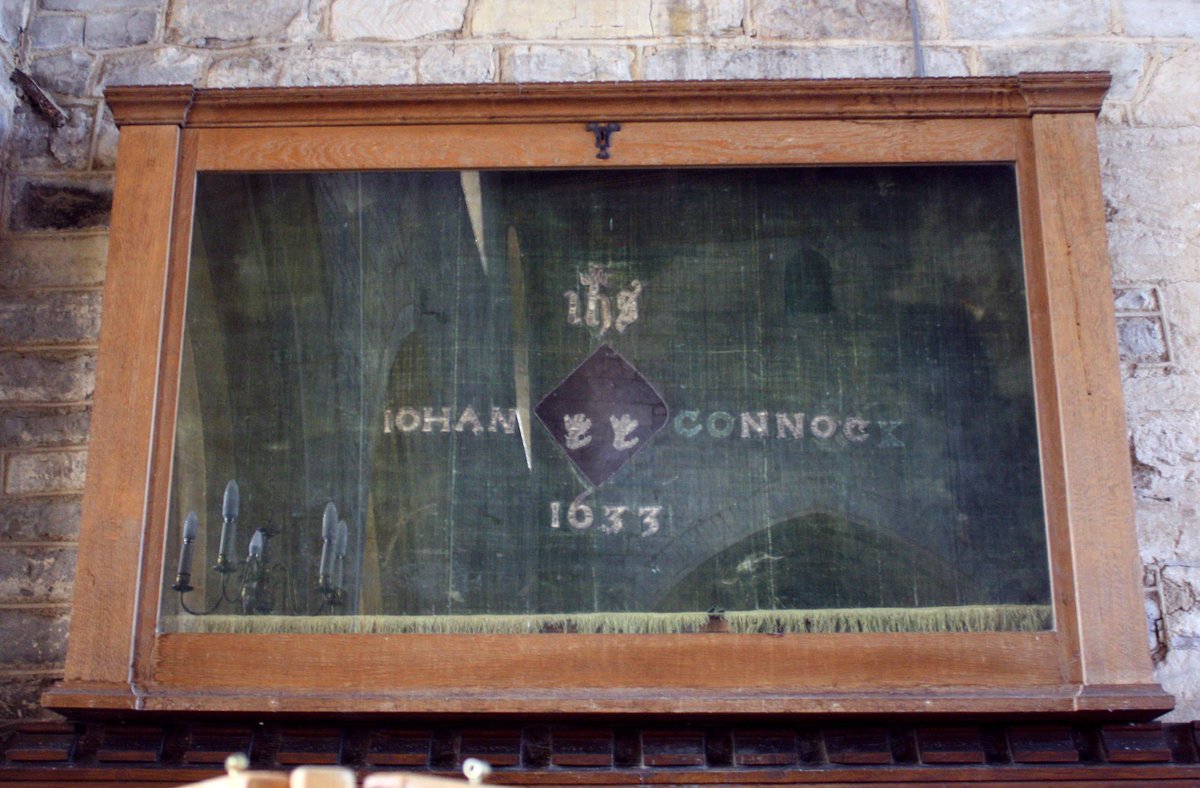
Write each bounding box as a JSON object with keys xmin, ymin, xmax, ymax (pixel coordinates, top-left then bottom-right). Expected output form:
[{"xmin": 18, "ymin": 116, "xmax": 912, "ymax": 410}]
[{"xmin": 0, "ymin": 0, "xmax": 1197, "ymax": 724}]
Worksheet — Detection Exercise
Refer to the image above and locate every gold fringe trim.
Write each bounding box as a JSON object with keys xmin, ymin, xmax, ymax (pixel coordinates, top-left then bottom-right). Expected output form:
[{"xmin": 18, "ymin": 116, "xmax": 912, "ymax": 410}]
[
  {"xmin": 723, "ymin": 605, "xmax": 1050, "ymax": 634},
  {"xmin": 166, "ymin": 605, "xmax": 1050, "ymax": 635}
]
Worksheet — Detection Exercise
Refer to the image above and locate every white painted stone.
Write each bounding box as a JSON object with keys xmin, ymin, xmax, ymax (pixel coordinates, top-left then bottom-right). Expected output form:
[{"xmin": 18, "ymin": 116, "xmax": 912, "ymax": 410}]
[
  {"xmin": 750, "ymin": 0, "xmax": 912, "ymax": 41},
  {"xmin": 474, "ymin": 0, "xmax": 654, "ymax": 39},
  {"xmin": 651, "ymin": 0, "xmax": 745, "ymax": 37},
  {"xmin": 1099, "ymin": 127, "xmax": 1200, "ymax": 283},
  {"xmin": 1129, "ymin": 411, "xmax": 1200, "ymax": 491},
  {"xmin": 1117, "ymin": 316, "xmax": 1169, "ymax": 363},
  {"xmin": 644, "ymin": 44, "xmax": 966, "ymax": 80},
  {"xmin": 97, "ymin": 45, "xmax": 207, "ymax": 92},
  {"xmin": 28, "ymin": 14, "xmax": 85, "ymax": 50},
  {"xmin": 208, "ymin": 45, "xmax": 419, "ymax": 88},
  {"xmin": 1155, "ymin": 647, "xmax": 1200, "ymax": 721},
  {"xmin": 1114, "ymin": 287, "xmax": 1159, "ymax": 312},
  {"xmin": 945, "ymin": 0, "xmax": 1110, "ymax": 38},
  {"xmin": 1164, "ymin": 282, "xmax": 1200, "ymax": 374},
  {"xmin": 168, "ymin": 0, "xmax": 319, "ymax": 46},
  {"xmin": 976, "ymin": 42, "xmax": 1147, "ymax": 101},
  {"xmin": 84, "ymin": 8, "xmax": 158, "ymax": 49},
  {"xmin": 1125, "ymin": 371, "xmax": 1200, "ymax": 413},
  {"xmin": 1135, "ymin": 494, "xmax": 1200, "ymax": 565},
  {"xmin": 1135, "ymin": 45, "xmax": 1200, "ymax": 127},
  {"xmin": 331, "ymin": 0, "xmax": 469, "ymax": 41},
  {"xmin": 1122, "ymin": 0, "xmax": 1200, "ymax": 38},
  {"xmin": 503, "ymin": 45, "xmax": 633, "ymax": 82},
  {"xmin": 206, "ymin": 47, "xmax": 292, "ymax": 88},
  {"xmin": 419, "ymin": 45, "xmax": 494, "ymax": 83},
  {"xmin": 1162, "ymin": 565, "xmax": 1200, "ymax": 638}
]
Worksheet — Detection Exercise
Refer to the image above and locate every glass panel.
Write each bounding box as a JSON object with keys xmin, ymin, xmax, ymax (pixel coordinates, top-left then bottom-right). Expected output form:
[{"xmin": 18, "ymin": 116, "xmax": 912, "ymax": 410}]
[{"xmin": 161, "ymin": 165, "xmax": 1051, "ymax": 634}]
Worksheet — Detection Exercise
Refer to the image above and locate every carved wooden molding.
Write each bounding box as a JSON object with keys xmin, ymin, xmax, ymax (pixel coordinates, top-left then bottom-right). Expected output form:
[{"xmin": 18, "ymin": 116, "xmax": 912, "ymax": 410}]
[{"xmin": 105, "ymin": 73, "xmax": 1111, "ymax": 128}]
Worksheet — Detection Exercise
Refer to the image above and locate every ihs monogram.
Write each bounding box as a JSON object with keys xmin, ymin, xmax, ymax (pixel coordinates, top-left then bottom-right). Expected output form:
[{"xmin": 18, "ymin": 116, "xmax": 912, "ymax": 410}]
[{"xmin": 564, "ymin": 265, "xmax": 642, "ymax": 336}]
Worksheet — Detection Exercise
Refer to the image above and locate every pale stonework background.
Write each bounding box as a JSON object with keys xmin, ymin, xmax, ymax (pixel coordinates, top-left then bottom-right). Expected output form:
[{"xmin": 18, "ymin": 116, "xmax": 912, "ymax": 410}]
[{"xmin": 0, "ymin": 0, "xmax": 1197, "ymax": 721}]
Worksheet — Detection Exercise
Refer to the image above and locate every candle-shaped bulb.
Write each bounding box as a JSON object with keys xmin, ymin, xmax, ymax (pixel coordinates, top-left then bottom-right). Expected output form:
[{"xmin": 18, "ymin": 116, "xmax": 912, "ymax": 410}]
[
  {"xmin": 335, "ymin": 520, "xmax": 348, "ymax": 558},
  {"xmin": 183, "ymin": 511, "xmax": 199, "ymax": 542},
  {"xmin": 247, "ymin": 529, "xmax": 264, "ymax": 561},
  {"xmin": 333, "ymin": 519, "xmax": 349, "ymax": 590},
  {"xmin": 216, "ymin": 479, "xmax": 239, "ymax": 568},
  {"xmin": 318, "ymin": 502, "xmax": 337, "ymax": 588},
  {"xmin": 175, "ymin": 511, "xmax": 199, "ymax": 588},
  {"xmin": 222, "ymin": 479, "xmax": 240, "ymax": 521},
  {"xmin": 322, "ymin": 502, "xmax": 337, "ymax": 540}
]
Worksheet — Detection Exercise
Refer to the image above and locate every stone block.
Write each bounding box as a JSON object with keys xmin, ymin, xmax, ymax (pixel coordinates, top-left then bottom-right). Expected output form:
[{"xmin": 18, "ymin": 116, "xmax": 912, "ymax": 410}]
[
  {"xmin": 44, "ymin": 0, "xmax": 158, "ymax": 9},
  {"xmin": 331, "ymin": 0, "xmax": 469, "ymax": 41},
  {"xmin": 1125, "ymin": 371, "xmax": 1200, "ymax": 413},
  {"xmin": 650, "ymin": 0, "xmax": 745, "ymax": 37},
  {"xmin": 0, "ymin": 290, "xmax": 101, "ymax": 347},
  {"xmin": 0, "ymin": 609, "xmax": 70, "ymax": 666},
  {"xmin": 0, "ymin": 496, "xmax": 82, "ymax": 541},
  {"xmin": 1122, "ymin": 0, "xmax": 1200, "ymax": 37},
  {"xmin": 503, "ymin": 45, "xmax": 634, "ymax": 83},
  {"xmin": 168, "ymin": 0, "xmax": 318, "ymax": 46},
  {"xmin": 92, "ymin": 105, "xmax": 119, "ymax": 169},
  {"xmin": 9, "ymin": 177, "xmax": 113, "ymax": 231},
  {"xmin": 945, "ymin": 0, "xmax": 1109, "ymax": 38},
  {"xmin": 4, "ymin": 450, "xmax": 88, "ymax": 495},
  {"xmin": 0, "ymin": 352, "xmax": 95, "ymax": 403},
  {"xmin": 976, "ymin": 42, "xmax": 1147, "ymax": 102},
  {"xmin": 4, "ymin": 104, "xmax": 95, "ymax": 171},
  {"xmin": 0, "ymin": 76, "xmax": 14, "ymax": 154},
  {"xmin": 1114, "ymin": 287, "xmax": 1159, "ymax": 313},
  {"xmin": 96, "ymin": 45, "xmax": 208, "ymax": 92},
  {"xmin": 0, "ymin": 673, "xmax": 61, "ymax": 720},
  {"xmin": 0, "ymin": 407, "xmax": 91, "ymax": 449},
  {"xmin": 0, "ymin": 0, "xmax": 23, "ymax": 46},
  {"xmin": 1135, "ymin": 494, "xmax": 1200, "ymax": 565},
  {"xmin": 0, "ymin": 235, "xmax": 107, "ymax": 289},
  {"xmin": 474, "ymin": 0, "xmax": 654, "ymax": 39},
  {"xmin": 0, "ymin": 549, "xmax": 75, "ymax": 603},
  {"xmin": 1129, "ymin": 410, "xmax": 1200, "ymax": 489},
  {"xmin": 207, "ymin": 45, "xmax": 419, "ymax": 88},
  {"xmin": 750, "ymin": 0, "xmax": 912, "ymax": 41},
  {"xmin": 1099, "ymin": 127, "xmax": 1200, "ymax": 282},
  {"xmin": 27, "ymin": 14, "xmax": 85, "ymax": 50},
  {"xmin": 1117, "ymin": 316, "xmax": 1169, "ymax": 363},
  {"xmin": 1155, "ymin": 648, "xmax": 1200, "ymax": 722},
  {"xmin": 1161, "ymin": 565, "xmax": 1200, "ymax": 644},
  {"xmin": 1135, "ymin": 45, "xmax": 1200, "ymax": 127},
  {"xmin": 30, "ymin": 49, "xmax": 96, "ymax": 96},
  {"xmin": 85, "ymin": 8, "xmax": 158, "ymax": 49},
  {"xmin": 643, "ymin": 44, "xmax": 966, "ymax": 81},
  {"xmin": 1164, "ymin": 282, "xmax": 1200, "ymax": 373},
  {"xmin": 419, "ymin": 45, "xmax": 495, "ymax": 84}
]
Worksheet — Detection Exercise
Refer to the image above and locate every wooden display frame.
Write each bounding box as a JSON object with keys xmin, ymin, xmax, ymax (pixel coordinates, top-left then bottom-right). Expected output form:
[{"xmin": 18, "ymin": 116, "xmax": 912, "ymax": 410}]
[{"xmin": 46, "ymin": 74, "xmax": 1172, "ymax": 716}]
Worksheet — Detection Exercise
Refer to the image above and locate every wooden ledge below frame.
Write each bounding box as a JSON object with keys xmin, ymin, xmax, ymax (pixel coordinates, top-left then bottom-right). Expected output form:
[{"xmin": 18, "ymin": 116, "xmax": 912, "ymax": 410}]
[{"xmin": 44, "ymin": 681, "xmax": 1173, "ymax": 718}]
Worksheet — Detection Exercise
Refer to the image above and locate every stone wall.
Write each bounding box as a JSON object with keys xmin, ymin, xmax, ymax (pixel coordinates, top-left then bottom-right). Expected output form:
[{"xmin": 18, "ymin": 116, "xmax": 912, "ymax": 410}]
[{"xmin": 0, "ymin": 0, "xmax": 1197, "ymax": 721}]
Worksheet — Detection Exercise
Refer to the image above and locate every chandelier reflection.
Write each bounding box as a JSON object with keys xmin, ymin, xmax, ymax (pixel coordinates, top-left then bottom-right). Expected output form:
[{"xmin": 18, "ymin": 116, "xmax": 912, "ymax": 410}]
[{"xmin": 171, "ymin": 480, "xmax": 349, "ymax": 616}]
